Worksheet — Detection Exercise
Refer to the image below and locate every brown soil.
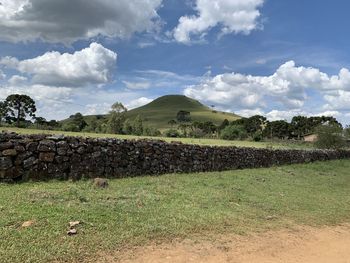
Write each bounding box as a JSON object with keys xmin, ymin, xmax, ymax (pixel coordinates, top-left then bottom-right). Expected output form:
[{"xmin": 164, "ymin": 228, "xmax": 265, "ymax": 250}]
[{"xmin": 97, "ymin": 224, "xmax": 350, "ymax": 263}]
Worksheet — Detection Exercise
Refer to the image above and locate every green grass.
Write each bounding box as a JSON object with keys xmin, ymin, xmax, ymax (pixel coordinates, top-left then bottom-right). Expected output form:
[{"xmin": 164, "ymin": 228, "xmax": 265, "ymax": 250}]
[
  {"xmin": 1, "ymin": 160, "xmax": 350, "ymax": 262},
  {"xmin": 1, "ymin": 127, "xmax": 314, "ymax": 150}
]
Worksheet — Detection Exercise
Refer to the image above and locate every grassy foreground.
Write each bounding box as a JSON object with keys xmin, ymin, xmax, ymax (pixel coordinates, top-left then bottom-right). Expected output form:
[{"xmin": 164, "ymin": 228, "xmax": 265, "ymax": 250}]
[
  {"xmin": 1, "ymin": 127, "xmax": 313, "ymax": 149},
  {"xmin": 1, "ymin": 160, "xmax": 350, "ymax": 262}
]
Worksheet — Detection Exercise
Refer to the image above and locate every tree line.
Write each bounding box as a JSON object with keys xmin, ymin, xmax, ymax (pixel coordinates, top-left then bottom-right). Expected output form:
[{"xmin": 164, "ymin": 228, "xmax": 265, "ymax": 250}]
[{"xmin": 0, "ymin": 94, "xmax": 349, "ymax": 149}]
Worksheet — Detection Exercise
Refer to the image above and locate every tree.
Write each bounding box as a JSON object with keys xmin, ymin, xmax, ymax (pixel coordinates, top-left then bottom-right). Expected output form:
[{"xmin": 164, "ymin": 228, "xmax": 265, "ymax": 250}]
[
  {"xmin": 107, "ymin": 102, "xmax": 127, "ymax": 134},
  {"xmin": 244, "ymin": 115, "xmax": 267, "ymax": 136},
  {"xmin": 315, "ymin": 124, "xmax": 345, "ymax": 149},
  {"xmin": 111, "ymin": 102, "xmax": 127, "ymax": 114},
  {"xmin": 264, "ymin": 120, "xmax": 291, "ymax": 139},
  {"xmin": 218, "ymin": 119, "xmax": 230, "ymax": 131},
  {"xmin": 63, "ymin": 113, "xmax": 87, "ymax": 132},
  {"xmin": 168, "ymin": 119, "xmax": 177, "ymax": 128},
  {"xmin": 290, "ymin": 116, "xmax": 309, "ymax": 139},
  {"xmin": 5, "ymin": 94, "xmax": 36, "ymax": 127},
  {"xmin": 176, "ymin": 110, "xmax": 191, "ymax": 122},
  {"xmin": 0, "ymin": 101, "xmax": 8, "ymax": 125},
  {"xmin": 34, "ymin": 117, "xmax": 47, "ymax": 128},
  {"xmin": 132, "ymin": 115, "xmax": 144, "ymax": 136},
  {"xmin": 220, "ymin": 125, "xmax": 247, "ymax": 140}
]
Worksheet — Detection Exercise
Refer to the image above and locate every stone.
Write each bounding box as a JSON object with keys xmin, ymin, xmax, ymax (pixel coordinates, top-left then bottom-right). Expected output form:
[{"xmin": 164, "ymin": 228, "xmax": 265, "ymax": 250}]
[
  {"xmin": 23, "ymin": 157, "xmax": 37, "ymax": 169},
  {"xmin": 0, "ymin": 157, "xmax": 12, "ymax": 170},
  {"xmin": 67, "ymin": 229, "xmax": 77, "ymax": 236},
  {"xmin": 26, "ymin": 142, "xmax": 38, "ymax": 152},
  {"xmin": 0, "ymin": 142, "xmax": 13, "ymax": 151},
  {"xmin": 2, "ymin": 149, "xmax": 17, "ymax": 156},
  {"xmin": 39, "ymin": 152, "xmax": 55, "ymax": 162},
  {"xmin": 22, "ymin": 220, "xmax": 35, "ymax": 228},
  {"xmin": 93, "ymin": 178, "xmax": 109, "ymax": 188},
  {"xmin": 38, "ymin": 140, "xmax": 56, "ymax": 152},
  {"xmin": 14, "ymin": 145, "xmax": 25, "ymax": 153}
]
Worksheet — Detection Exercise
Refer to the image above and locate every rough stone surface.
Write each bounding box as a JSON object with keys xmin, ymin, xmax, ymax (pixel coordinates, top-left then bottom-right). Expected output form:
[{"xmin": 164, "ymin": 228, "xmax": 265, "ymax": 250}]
[{"xmin": 1, "ymin": 132, "xmax": 350, "ymax": 182}]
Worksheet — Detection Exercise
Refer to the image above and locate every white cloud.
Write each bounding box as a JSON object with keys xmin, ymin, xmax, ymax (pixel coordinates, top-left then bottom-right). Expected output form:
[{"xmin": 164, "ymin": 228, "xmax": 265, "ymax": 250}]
[
  {"xmin": 0, "ymin": 69, "xmax": 5, "ymax": 80},
  {"xmin": 184, "ymin": 60, "xmax": 350, "ymax": 111},
  {"xmin": 8, "ymin": 75, "xmax": 28, "ymax": 86},
  {"xmin": 173, "ymin": 0, "xmax": 264, "ymax": 43},
  {"xmin": 123, "ymin": 81, "xmax": 151, "ymax": 90},
  {"xmin": 126, "ymin": 97, "xmax": 153, "ymax": 109},
  {"xmin": 324, "ymin": 90, "xmax": 350, "ymax": 111},
  {"xmin": 1, "ymin": 42, "xmax": 117, "ymax": 87},
  {"xmin": 0, "ymin": 0, "xmax": 163, "ymax": 44}
]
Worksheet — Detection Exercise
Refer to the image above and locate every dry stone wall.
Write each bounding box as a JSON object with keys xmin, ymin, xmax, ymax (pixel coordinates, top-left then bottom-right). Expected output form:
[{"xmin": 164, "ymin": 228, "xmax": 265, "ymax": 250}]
[{"xmin": 1, "ymin": 132, "xmax": 350, "ymax": 182}]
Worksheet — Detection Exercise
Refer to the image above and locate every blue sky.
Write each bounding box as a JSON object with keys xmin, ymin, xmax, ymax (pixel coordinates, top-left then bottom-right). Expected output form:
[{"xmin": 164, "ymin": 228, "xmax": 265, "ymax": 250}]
[{"xmin": 0, "ymin": 0, "xmax": 350, "ymax": 124}]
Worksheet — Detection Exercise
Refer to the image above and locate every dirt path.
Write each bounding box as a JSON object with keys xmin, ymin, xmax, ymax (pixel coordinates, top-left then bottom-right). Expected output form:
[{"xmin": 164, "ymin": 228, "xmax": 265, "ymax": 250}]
[{"xmin": 99, "ymin": 224, "xmax": 350, "ymax": 263}]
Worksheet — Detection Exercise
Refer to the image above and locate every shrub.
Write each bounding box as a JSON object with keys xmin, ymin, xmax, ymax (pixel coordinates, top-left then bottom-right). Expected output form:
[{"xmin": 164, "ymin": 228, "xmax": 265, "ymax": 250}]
[
  {"xmin": 164, "ymin": 129, "xmax": 180, "ymax": 138},
  {"xmin": 315, "ymin": 125, "xmax": 345, "ymax": 149},
  {"xmin": 220, "ymin": 125, "xmax": 247, "ymax": 140}
]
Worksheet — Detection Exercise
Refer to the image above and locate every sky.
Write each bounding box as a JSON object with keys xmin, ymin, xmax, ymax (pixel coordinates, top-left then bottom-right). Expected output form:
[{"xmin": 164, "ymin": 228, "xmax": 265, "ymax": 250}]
[{"xmin": 0, "ymin": 0, "xmax": 350, "ymax": 124}]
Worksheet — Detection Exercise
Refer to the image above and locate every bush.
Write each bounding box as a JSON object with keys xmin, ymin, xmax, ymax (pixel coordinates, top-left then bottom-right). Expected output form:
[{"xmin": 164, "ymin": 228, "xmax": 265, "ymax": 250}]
[
  {"xmin": 164, "ymin": 129, "xmax": 180, "ymax": 138},
  {"xmin": 253, "ymin": 130, "xmax": 263, "ymax": 142},
  {"xmin": 315, "ymin": 125, "xmax": 345, "ymax": 149},
  {"xmin": 220, "ymin": 125, "xmax": 247, "ymax": 140},
  {"xmin": 189, "ymin": 128, "xmax": 206, "ymax": 138}
]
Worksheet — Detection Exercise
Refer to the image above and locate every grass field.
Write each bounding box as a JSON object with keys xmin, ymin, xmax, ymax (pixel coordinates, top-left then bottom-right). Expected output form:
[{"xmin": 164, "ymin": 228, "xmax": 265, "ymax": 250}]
[
  {"xmin": 1, "ymin": 127, "xmax": 314, "ymax": 150},
  {"xmin": 1, "ymin": 160, "xmax": 350, "ymax": 262}
]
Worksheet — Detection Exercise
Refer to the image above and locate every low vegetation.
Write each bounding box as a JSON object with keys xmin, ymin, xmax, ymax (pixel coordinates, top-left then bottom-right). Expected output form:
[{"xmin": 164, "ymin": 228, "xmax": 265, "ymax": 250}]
[{"xmin": 1, "ymin": 160, "xmax": 350, "ymax": 262}]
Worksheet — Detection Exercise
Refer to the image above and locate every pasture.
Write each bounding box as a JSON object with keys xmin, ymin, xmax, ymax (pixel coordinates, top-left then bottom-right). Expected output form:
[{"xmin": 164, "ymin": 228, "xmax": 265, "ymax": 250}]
[{"xmin": 1, "ymin": 160, "xmax": 350, "ymax": 262}]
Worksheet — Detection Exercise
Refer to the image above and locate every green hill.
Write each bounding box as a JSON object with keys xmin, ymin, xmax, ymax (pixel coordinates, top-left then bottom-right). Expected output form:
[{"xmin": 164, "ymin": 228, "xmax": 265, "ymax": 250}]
[
  {"xmin": 61, "ymin": 95, "xmax": 240, "ymax": 131},
  {"xmin": 124, "ymin": 95, "xmax": 240, "ymax": 130}
]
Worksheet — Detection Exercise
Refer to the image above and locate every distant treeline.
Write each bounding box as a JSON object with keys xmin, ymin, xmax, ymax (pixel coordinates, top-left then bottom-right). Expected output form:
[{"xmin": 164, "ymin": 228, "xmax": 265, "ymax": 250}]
[{"xmin": 1, "ymin": 94, "xmax": 349, "ymax": 149}]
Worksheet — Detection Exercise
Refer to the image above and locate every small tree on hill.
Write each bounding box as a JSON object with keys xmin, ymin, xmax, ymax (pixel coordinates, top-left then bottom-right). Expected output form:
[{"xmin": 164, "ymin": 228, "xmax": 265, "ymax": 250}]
[
  {"xmin": 176, "ymin": 110, "xmax": 191, "ymax": 122},
  {"xmin": 5, "ymin": 94, "xmax": 36, "ymax": 127},
  {"xmin": 107, "ymin": 102, "xmax": 127, "ymax": 134}
]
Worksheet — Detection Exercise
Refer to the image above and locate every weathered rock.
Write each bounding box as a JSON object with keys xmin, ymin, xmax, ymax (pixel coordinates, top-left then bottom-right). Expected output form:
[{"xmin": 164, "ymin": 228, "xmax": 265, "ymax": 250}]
[
  {"xmin": 26, "ymin": 142, "xmax": 38, "ymax": 152},
  {"xmin": 38, "ymin": 140, "xmax": 56, "ymax": 152},
  {"xmin": 0, "ymin": 157, "xmax": 12, "ymax": 170},
  {"xmin": 93, "ymin": 178, "xmax": 109, "ymax": 188},
  {"xmin": 39, "ymin": 152, "xmax": 55, "ymax": 162},
  {"xmin": 0, "ymin": 142, "xmax": 13, "ymax": 151},
  {"xmin": 2, "ymin": 149, "xmax": 17, "ymax": 156},
  {"xmin": 23, "ymin": 157, "xmax": 37, "ymax": 169},
  {"xmin": 1, "ymin": 132, "xmax": 350, "ymax": 182}
]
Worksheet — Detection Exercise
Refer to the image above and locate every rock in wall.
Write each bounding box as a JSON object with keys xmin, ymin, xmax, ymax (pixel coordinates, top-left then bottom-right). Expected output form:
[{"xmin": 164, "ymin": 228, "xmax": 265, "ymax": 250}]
[{"xmin": 1, "ymin": 132, "xmax": 350, "ymax": 182}]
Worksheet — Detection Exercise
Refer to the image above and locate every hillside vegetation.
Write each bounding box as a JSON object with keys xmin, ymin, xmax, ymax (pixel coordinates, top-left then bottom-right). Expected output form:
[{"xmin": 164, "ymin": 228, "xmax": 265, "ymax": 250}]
[{"xmin": 124, "ymin": 95, "xmax": 240, "ymax": 130}]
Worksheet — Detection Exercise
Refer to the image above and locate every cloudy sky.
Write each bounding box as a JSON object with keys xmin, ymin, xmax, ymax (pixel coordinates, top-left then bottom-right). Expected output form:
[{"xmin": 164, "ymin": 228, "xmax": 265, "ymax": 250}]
[{"xmin": 0, "ymin": 0, "xmax": 350, "ymax": 124}]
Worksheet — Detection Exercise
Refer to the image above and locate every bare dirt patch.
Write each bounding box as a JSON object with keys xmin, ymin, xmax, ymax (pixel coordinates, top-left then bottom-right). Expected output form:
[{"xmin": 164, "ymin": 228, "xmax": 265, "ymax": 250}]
[{"xmin": 99, "ymin": 224, "xmax": 350, "ymax": 263}]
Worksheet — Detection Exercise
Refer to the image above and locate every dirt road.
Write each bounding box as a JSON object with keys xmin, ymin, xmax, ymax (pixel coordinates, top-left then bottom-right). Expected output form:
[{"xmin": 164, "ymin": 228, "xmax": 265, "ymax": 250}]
[{"xmin": 101, "ymin": 224, "xmax": 350, "ymax": 263}]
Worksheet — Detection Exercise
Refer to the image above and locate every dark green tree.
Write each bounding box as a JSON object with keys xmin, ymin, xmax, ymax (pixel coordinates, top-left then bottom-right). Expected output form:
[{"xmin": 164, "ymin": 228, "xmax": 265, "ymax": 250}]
[
  {"xmin": 264, "ymin": 120, "xmax": 291, "ymax": 139},
  {"xmin": 244, "ymin": 115, "xmax": 267, "ymax": 135},
  {"xmin": 5, "ymin": 94, "xmax": 36, "ymax": 127},
  {"xmin": 176, "ymin": 110, "xmax": 191, "ymax": 122}
]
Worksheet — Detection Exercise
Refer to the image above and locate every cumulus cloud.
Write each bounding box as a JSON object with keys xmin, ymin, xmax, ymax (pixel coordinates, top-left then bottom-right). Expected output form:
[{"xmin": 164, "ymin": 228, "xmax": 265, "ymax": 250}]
[
  {"xmin": 0, "ymin": 42, "xmax": 117, "ymax": 87},
  {"xmin": 173, "ymin": 0, "xmax": 264, "ymax": 43},
  {"xmin": 0, "ymin": 0, "xmax": 163, "ymax": 44},
  {"xmin": 126, "ymin": 97, "xmax": 153, "ymax": 109},
  {"xmin": 184, "ymin": 61, "xmax": 350, "ymax": 112}
]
